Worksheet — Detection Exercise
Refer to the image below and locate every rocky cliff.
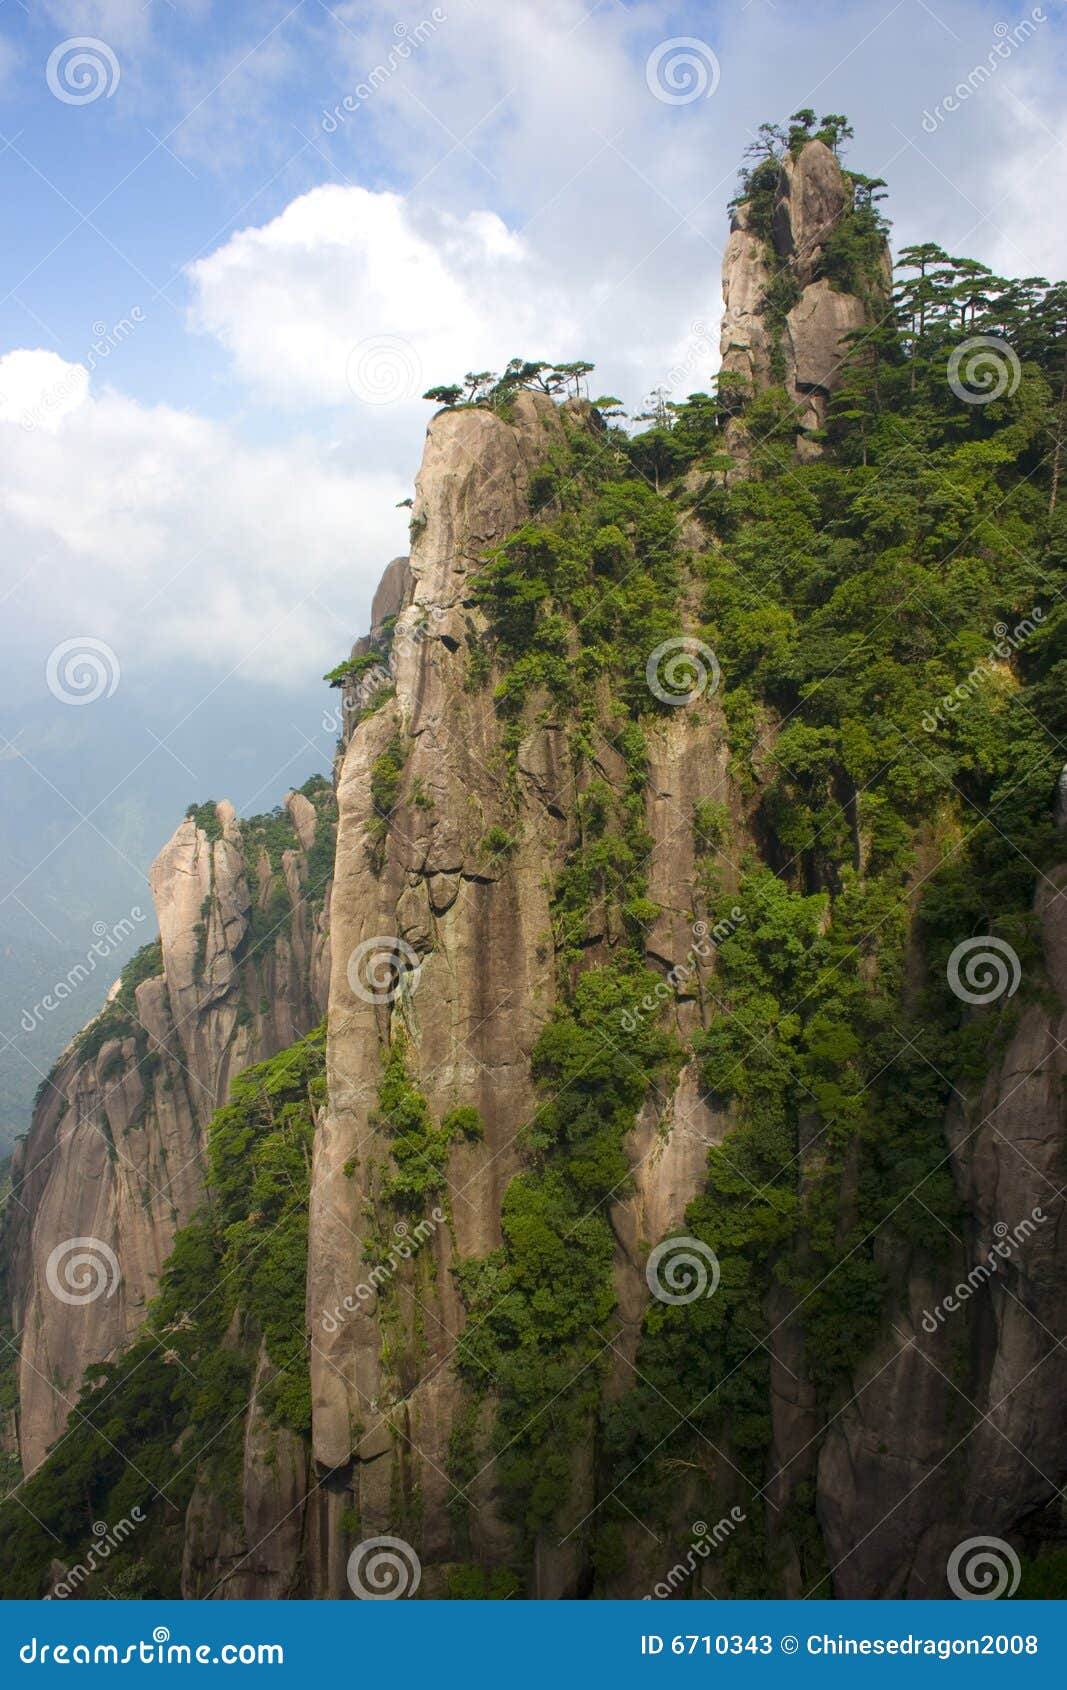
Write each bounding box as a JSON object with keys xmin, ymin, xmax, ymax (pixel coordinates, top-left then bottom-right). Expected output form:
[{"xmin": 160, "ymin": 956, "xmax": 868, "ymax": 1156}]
[
  {"xmin": 2, "ymin": 784, "xmax": 334, "ymax": 1474},
  {"xmin": 2, "ymin": 125, "xmax": 1066, "ymax": 1604},
  {"xmin": 720, "ymin": 137, "xmax": 890, "ymax": 457}
]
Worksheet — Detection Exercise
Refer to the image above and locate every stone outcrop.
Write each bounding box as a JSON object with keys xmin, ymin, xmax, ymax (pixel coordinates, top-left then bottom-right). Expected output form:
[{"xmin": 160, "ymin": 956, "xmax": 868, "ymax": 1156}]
[
  {"xmin": 5, "ymin": 138, "xmax": 1066, "ymax": 1605},
  {"xmin": 340, "ymin": 555, "xmax": 415, "ymax": 740},
  {"xmin": 720, "ymin": 138, "xmax": 888, "ymax": 453},
  {"xmin": 287, "ymin": 391, "xmax": 756, "ymax": 1600},
  {"xmin": 3, "ymin": 787, "xmax": 334, "ymax": 1473},
  {"xmin": 816, "ymin": 865, "xmax": 1067, "ymax": 1596},
  {"xmin": 309, "ymin": 391, "xmax": 572, "ymax": 1594}
]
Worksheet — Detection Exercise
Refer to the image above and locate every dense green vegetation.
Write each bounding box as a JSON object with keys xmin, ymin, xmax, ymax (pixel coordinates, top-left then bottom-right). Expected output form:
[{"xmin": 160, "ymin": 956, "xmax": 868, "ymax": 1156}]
[
  {"xmin": 4, "ymin": 119, "xmax": 1066, "ymax": 1598},
  {"xmin": 443, "ymin": 133, "xmax": 1067, "ymax": 1585},
  {"xmin": 0, "ymin": 1027, "xmax": 325, "ymax": 1598}
]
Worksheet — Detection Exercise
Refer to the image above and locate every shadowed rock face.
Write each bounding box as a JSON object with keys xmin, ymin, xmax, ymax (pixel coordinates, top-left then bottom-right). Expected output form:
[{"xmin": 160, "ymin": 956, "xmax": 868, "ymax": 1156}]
[
  {"xmin": 816, "ymin": 865, "xmax": 1067, "ymax": 1597},
  {"xmin": 289, "ymin": 394, "xmax": 762, "ymax": 1600},
  {"xmin": 130, "ymin": 387, "xmax": 1067, "ymax": 1599},
  {"xmin": 6, "ymin": 160, "xmax": 1067, "ymax": 1602},
  {"xmin": 308, "ymin": 392, "xmax": 571, "ymax": 1593},
  {"xmin": 720, "ymin": 139, "xmax": 888, "ymax": 452},
  {"xmin": 4, "ymin": 789, "xmax": 333, "ymax": 1474}
]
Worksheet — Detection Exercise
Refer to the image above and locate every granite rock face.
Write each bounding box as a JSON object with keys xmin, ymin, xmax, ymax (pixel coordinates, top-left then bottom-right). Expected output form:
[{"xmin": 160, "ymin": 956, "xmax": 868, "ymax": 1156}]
[
  {"xmin": 6, "ymin": 148, "xmax": 1067, "ymax": 1602},
  {"xmin": 817, "ymin": 868, "xmax": 1067, "ymax": 1596},
  {"xmin": 339, "ymin": 555, "xmax": 415, "ymax": 741},
  {"xmin": 720, "ymin": 138, "xmax": 888, "ymax": 453},
  {"xmin": 4, "ymin": 789, "xmax": 333, "ymax": 1474},
  {"xmin": 308, "ymin": 392, "xmax": 572, "ymax": 1593}
]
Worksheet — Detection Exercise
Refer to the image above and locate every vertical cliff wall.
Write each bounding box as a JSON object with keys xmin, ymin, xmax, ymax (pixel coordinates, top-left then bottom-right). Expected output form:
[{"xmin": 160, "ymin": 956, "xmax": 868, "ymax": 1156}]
[
  {"xmin": 3, "ymin": 126, "xmax": 1066, "ymax": 1605},
  {"xmin": 720, "ymin": 137, "xmax": 890, "ymax": 456},
  {"xmin": 3, "ymin": 784, "xmax": 334, "ymax": 1473}
]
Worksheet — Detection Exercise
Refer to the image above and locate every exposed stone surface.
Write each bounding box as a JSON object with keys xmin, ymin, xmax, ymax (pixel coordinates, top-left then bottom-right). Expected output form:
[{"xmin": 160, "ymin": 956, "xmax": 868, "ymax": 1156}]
[
  {"xmin": 817, "ymin": 871, "xmax": 1067, "ymax": 1596},
  {"xmin": 183, "ymin": 1343, "xmax": 309, "ymax": 1600},
  {"xmin": 7, "ymin": 161, "xmax": 1066, "ymax": 1600},
  {"xmin": 308, "ymin": 392, "xmax": 575, "ymax": 1592},
  {"xmin": 775, "ymin": 139, "xmax": 853, "ymax": 282},
  {"xmin": 340, "ymin": 556, "xmax": 414, "ymax": 741},
  {"xmin": 720, "ymin": 138, "xmax": 889, "ymax": 456},
  {"xmin": 5, "ymin": 791, "xmax": 333, "ymax": 1474}
]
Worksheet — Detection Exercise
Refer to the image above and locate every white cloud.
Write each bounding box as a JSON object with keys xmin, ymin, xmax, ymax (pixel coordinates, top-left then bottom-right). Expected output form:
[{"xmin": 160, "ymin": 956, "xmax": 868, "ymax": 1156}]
[
  {"xmin": 984, "ymin": 78, "xmax": 1067, "ymax": 283},
  {"xmin": 9, "ymin": 0, "xmax": 1067, "ymax": 709},
  {"xmin": 184, "ymin": 176, "xmax": 725, "ymax": 434},
  {"xmin": 186, "ymin": 184, "xmax": 579, "ymax": 422},
  {"xmin": 182, "ymin": 0, "xmax": 1067, "ymax": 440},
  {"xmin": 0, "ymin": 349, "xmax": 89, "ymax": 430},
  {"xmin": 0, "ymin": 351, "xmax": 407, "ymax": 688}
]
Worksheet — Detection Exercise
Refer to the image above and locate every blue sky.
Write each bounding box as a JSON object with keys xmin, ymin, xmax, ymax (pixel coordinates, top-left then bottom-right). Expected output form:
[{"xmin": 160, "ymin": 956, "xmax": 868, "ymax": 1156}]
[{"xmin": 1, "ymin": 0, "xmax": 1065, "ymax": 1139}]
